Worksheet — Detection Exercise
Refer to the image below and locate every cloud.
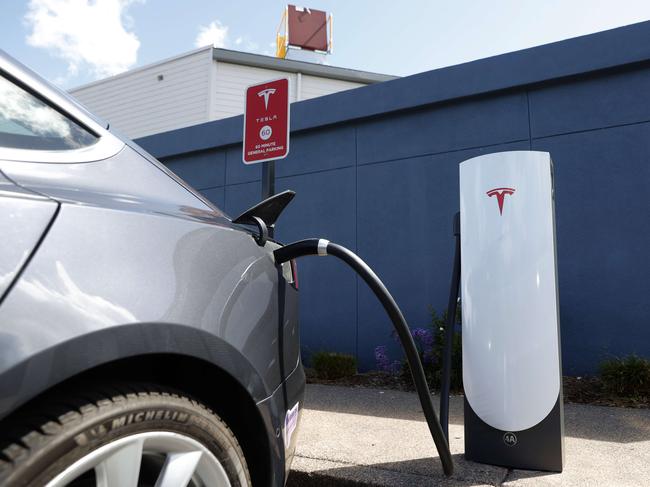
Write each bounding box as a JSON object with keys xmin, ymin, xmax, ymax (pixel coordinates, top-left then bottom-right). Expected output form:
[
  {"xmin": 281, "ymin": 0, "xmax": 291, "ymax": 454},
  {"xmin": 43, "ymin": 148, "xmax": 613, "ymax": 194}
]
[
  {"xmin": 195, "ymin": 20, "xmax": 229, "ymax": 48},
  {"xmin": 25, "ymin": 0, "xmax": 142, "ymax": 80},
  {"xmin": 195, "ymin": 21, "xmax": 260, "ymax": 53}
]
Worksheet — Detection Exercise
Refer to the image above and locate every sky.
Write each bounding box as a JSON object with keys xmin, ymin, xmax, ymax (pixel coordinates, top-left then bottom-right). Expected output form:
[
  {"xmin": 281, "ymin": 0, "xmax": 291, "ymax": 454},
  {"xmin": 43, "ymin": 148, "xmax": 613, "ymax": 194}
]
[{"xmin": 3, "ymin": 0, "xmax": 650, "ymax": 89}]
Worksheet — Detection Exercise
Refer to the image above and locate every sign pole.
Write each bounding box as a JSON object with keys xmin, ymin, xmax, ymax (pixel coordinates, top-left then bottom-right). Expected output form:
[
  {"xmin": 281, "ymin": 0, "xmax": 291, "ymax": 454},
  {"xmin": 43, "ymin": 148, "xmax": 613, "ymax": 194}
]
[
  {"xmin": 261, "ymin": 160, "xmax": 276, "ymax": 200},
  {"xmin": 261, "ymin": 160, "xmax": 276, "ymax": 237}
]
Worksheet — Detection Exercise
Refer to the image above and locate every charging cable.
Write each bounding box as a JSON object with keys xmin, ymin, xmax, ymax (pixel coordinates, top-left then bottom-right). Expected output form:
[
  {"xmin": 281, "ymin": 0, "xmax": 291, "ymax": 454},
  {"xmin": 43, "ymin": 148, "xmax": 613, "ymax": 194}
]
[{"xmin": 274, "ymin": 238, "xmax": 454, "ymax": 477}]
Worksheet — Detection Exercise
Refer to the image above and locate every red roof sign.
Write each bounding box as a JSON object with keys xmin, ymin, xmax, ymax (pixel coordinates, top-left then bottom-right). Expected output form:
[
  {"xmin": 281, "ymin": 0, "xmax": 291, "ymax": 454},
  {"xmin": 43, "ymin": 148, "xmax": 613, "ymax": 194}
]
[
  {"xmin": 243, "ymin": 78, "xmax": 290, "ymax": 164},
  {"xmin": 288, "ymin": 5, "xmax": 328, "ymax": 52}
]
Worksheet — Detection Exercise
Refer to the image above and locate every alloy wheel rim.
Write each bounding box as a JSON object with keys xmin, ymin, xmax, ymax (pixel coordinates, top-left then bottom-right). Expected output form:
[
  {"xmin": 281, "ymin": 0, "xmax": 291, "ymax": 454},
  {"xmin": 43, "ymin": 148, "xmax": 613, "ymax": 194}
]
[{"xmin": 45, "ymin": 431, "xmax": 232, "ymax": 487}]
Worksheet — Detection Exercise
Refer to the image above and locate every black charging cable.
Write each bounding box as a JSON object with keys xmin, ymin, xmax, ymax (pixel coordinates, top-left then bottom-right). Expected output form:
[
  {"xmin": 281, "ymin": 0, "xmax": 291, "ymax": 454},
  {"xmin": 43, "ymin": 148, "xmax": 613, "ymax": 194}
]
[{"xmin": 274, "ymin": 238, "xmax": 454, "ymax": 477}]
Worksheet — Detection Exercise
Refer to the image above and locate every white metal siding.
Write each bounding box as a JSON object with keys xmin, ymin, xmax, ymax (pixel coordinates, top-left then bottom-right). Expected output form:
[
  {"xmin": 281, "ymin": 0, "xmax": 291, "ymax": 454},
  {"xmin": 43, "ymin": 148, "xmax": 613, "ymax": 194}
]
[
  {"xmin": 70, "ymin": 48, "xmax": 212, "ymax": 139},
  {"xmin": 68, "ymin": 50, "xmax": 376, "ymax": 138},
  {"xmin": 211, "ymin": 63, "xmax": 365, "ymax": 119},
  {"xmin": 211, "ymin": 62, "xmax": 298, "ymax": 120},
  {"xmin": 300, "ymin": 75, "xmax": 363, "ymax": 101}
]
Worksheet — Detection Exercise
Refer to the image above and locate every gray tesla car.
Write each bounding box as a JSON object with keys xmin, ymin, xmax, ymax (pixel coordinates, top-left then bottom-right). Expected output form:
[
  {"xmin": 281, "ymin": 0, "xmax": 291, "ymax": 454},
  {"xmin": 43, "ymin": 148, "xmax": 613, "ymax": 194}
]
[{"xmin": 0, "ymin": 51, "xmax": 304, "ymax": 486}]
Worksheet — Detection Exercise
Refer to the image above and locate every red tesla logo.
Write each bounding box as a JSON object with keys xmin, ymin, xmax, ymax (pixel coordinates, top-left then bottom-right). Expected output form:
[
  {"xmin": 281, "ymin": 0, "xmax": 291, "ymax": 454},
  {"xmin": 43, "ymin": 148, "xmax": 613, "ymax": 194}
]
[{"xmin": 486, "ymin": 187, "xmax": 515, "ymax": 215}]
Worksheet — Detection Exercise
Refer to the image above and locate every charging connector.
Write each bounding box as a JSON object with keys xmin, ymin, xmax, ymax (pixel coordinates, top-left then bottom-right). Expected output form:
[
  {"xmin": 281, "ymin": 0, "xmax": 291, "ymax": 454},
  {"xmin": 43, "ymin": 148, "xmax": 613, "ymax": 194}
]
[{"xmin": 274, "ymin": 238, "xmax": 454, "ymax": 477}]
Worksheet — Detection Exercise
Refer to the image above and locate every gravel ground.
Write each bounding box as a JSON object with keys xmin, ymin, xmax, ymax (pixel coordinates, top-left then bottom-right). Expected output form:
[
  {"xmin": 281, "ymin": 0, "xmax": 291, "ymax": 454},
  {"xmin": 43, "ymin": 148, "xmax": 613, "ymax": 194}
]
[{"xmin": 306, "ymin": 370, "xmax": 649, "ymax": 409}]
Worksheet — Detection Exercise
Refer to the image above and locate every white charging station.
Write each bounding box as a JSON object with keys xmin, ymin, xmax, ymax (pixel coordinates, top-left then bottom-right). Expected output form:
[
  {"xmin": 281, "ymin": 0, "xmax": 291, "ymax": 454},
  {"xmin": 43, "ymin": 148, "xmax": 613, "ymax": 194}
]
[{"xmin": 459, "ymin": 151, "xmax": 564, "ymax": 471}]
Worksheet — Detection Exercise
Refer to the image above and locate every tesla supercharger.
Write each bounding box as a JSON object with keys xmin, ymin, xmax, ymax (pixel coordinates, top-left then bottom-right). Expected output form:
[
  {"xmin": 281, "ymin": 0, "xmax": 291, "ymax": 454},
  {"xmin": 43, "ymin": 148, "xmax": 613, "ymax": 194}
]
[{"xmin": 459, "ymin": 151, "xmax": 564, "ymax": 471}]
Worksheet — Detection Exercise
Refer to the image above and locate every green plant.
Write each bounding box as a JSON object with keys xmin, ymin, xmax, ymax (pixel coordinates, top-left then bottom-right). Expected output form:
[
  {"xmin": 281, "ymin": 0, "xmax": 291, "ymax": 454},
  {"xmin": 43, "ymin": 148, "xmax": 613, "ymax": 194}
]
[
  {"xmin": 429, "ymin": 307, "xmax": 463, "ymax": 391},
  {"xmin": 311, "ymin": 351, "xmax": 357, "ymax": 380},
  {"xmin": 600, "ymin": 355, "xmax": 650, "ymax": 398}
]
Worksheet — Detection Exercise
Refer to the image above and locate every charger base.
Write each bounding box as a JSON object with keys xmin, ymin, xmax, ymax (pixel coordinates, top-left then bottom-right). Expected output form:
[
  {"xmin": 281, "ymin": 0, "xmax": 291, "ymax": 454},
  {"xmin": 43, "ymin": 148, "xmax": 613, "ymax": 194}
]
[{"xmin": 464, "ymin": 395, "xmax": 564, "ymax": 472}]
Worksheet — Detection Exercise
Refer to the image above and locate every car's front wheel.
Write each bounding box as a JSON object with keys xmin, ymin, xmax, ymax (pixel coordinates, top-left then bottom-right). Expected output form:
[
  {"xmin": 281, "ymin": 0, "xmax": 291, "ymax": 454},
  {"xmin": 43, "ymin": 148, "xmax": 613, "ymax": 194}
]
[{"xmin": 0, "ymin": 384, "xmax": 251, "ymax": 487}]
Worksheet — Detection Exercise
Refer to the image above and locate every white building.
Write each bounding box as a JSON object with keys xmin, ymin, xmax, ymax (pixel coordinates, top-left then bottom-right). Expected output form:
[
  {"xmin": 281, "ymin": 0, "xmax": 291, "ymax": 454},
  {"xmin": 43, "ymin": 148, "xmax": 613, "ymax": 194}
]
[{"xmin": 69, "ymin": 46, "xmax": 395, "ymax": 139}]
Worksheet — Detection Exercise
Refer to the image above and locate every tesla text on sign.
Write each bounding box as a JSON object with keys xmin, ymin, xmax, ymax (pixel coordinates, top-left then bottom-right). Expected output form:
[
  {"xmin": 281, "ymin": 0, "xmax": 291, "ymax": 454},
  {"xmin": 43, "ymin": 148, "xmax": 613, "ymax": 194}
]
[{"xmin": 243, "ymin": 78, "xmax": 290, "ymax": 164}]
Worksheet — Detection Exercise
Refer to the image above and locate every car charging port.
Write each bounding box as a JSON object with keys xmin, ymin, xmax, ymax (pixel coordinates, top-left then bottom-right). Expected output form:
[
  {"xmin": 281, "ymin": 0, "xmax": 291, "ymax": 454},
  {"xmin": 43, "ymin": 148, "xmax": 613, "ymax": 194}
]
[{"xmin": 274, "ymin": 238, "xmax": 454, "ymax": 477}]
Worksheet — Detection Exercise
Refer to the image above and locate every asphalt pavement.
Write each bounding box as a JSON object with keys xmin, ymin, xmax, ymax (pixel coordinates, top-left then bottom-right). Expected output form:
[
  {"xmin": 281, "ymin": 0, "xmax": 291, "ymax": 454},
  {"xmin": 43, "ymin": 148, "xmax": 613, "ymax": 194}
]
[{"xmin": 287, "ymin": 384, "xmax": 650, "ymax": 486}]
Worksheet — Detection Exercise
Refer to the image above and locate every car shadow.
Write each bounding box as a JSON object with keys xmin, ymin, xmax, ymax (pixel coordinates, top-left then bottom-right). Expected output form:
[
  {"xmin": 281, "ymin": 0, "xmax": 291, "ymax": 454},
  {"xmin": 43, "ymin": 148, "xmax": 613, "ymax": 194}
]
[{"xmin": 287, "ymin": 453, "xmax": 560, "ymax": 486}]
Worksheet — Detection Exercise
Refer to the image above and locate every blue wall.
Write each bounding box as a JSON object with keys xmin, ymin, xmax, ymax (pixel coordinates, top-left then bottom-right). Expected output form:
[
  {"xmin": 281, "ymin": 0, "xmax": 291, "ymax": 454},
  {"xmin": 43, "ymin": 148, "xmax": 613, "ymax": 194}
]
[{"xmin": 138, "ymin": 22, "xmax": 650, "ymax": 375}]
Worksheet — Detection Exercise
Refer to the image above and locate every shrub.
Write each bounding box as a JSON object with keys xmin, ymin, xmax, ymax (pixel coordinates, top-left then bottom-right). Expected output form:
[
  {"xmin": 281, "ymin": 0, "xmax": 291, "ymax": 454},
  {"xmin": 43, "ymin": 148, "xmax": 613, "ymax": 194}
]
[
  {"xmin": 312, "ymin": 351, "xmax": 357, "ymax": 380},
  {"xmin": 600, "ymin": 355, "xmax": 650, "ymax": 398},
  {"xmin": 430, "ymin": 308, "xmax": 463, "ymax": 391},
  {"xmin": 375, "ymin": 306, "xmax": 462, "ymax": 392}
]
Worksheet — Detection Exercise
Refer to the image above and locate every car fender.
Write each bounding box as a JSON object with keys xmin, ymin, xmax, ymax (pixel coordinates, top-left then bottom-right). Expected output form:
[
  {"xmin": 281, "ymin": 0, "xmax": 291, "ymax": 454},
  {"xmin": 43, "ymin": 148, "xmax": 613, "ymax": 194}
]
[{"xmin": 0, "ymin": 322, "xmax": 267, "ymax": 421}]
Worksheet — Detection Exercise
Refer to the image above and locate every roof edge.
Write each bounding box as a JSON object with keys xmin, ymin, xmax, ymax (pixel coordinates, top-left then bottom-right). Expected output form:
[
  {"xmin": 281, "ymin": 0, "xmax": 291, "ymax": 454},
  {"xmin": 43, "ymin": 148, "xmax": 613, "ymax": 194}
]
[
  {"xmin": 137, "ymin": 20, "xmax": 650, "ymax": 159},
  {"xmin": 212, "ymin": 48, "xmax": 397, "ymax": 83}
]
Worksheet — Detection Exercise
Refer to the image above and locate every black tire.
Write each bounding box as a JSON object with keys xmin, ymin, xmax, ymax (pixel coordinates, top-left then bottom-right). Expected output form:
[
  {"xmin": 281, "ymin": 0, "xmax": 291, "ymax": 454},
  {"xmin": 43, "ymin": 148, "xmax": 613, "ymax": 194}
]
[{"xmin": 0, "ymin": 383, "xmax": 251, "ymax": 487}]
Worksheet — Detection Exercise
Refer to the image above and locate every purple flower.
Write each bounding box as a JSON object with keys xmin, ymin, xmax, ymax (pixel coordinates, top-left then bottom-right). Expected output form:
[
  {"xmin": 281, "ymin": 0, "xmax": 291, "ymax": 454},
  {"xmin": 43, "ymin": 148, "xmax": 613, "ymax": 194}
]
[
  {"xmin": 375, "ymin": 345, "xmax": 391, "ymax": 371},
  {"xmin": 410, "ymin": 328, "xmax": 436, "ymax": 366},
  {"xmin": 412, "ymin": 328, "xmax": 434, "ymax": 346},
  {"xmin": 375, "ymin": 346, "xmax": 403, "ymax": 375}
]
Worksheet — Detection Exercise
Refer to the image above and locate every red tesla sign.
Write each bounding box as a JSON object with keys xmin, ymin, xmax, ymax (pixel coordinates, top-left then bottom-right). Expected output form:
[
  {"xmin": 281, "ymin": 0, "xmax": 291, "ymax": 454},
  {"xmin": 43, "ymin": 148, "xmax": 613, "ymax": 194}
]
[{"xmin": 243, "ymin": 78, "xmax": 290, "ymax": 164}]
